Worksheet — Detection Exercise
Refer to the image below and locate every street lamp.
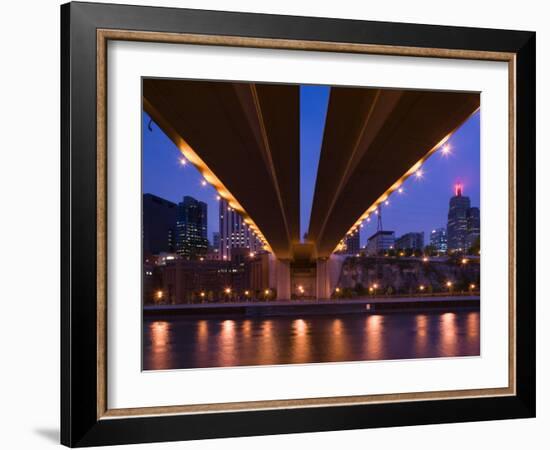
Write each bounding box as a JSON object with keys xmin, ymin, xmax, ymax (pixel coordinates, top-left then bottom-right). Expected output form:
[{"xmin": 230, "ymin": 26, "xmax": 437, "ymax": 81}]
[{"xmin": 156, "ymin": 290, "xmax": 163, "ymax": 302}]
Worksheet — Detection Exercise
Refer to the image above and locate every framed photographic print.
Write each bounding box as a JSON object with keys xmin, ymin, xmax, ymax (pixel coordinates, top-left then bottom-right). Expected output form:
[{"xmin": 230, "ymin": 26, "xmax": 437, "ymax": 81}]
[{"xmin": 61, "ymin": 1, "xmax": 536, "ymax": 447}]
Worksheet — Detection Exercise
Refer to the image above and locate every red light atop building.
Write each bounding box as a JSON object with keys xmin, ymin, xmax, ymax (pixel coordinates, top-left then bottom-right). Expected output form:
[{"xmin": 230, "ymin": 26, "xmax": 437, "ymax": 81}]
[{"xmin": 455, "ymin": 183, "xmax": 463, "ymax": 196}]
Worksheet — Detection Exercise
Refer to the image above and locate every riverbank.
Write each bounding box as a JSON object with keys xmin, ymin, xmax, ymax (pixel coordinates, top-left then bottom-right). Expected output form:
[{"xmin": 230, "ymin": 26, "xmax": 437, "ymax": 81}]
[{"xmin": 144, "ymin": 295, "xmax": 479, "ymax": 317}]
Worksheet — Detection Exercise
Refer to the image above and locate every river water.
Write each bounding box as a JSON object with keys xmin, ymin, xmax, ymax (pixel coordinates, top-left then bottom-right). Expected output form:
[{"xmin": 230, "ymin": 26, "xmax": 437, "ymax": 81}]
[{"xmin": 143, "ymin": 308, "xmax": 480, "ymax": 370}]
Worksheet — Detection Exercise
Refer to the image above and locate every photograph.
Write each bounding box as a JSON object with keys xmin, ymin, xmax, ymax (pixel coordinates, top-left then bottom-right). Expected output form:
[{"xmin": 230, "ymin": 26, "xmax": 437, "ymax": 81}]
[
  {"xmin": 141, "ymin": 79, "xmax": 481, "ymax": 371},
  {"xmin": 0, "ymin": 0, "xmax": 542, "ymax": 447},
  {"xmin": 53, "ymin": 1, "xmax": 537, "ymax": 447}
]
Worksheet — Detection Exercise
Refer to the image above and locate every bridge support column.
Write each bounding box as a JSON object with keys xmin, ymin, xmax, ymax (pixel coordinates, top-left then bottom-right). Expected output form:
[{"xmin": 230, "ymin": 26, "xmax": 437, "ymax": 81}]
[
  {"xmin": 316, "ymin": 259, "xmax": 330, "ymax": 300},
  {"xmin": 316, "ymin": 255, "xmax": 345, "ymax": 300},
  {"xmin": 275, "ymin": 259, "xmax": 291, "ymax": 300},
  {"xmin": 269, "ymin": 256, "xmax": 290, "ymax": 300}
]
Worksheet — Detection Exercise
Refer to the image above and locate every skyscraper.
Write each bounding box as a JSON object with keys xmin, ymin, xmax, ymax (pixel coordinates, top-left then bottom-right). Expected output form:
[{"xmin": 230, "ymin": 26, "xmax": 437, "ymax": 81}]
[
  {"xmin": 447, "ymin": 184, "xmax": 470, "ymax": 252},
  {"xmin": 430, "ymin": 228, "xmax": 448, "ymax": 253},
  {"xmin": 365, "ymin": 230, "xmax": 395, "ymax": 256},
  {"xmin": 175, "ymin": 195, "xmax": 208, "ymax": 259},
  {"xmin": 343, "ymin": 232, "xmax": 360, "ymax": 255},
  {"xmin": 466, "ymin": 207, "xmax": 480, "ymax": 250},
  {"xmin": 212, "ymin": 232, "xmax": 221, "ymax": 251},
  {"xmin": 447, "ymin": 184, "xmax": 480, "ymax": 253},
  {"xmin": 219, "ymin": 199, "xmax": 262, "ymax": 260},
  {"xmin": 395, "ymin": 232, "xmax": 424, "ymax": 251},
  {"xmin": 142, "ymin": 193, "xmax": 177, "ymax": 256},
  {"xmin": 205, "ymin": 231, "xmax": 221, "ymax": 260}
]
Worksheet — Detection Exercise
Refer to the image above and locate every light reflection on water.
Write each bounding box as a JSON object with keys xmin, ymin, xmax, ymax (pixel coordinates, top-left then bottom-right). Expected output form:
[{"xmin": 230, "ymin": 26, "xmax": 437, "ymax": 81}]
[
  {"xmin": 148, "ymin": 320, "xmax": 171, "ymax": 369},
  {"xmin": 143, "ymin": 309, "xmax": 480, "ymax": 371},
  {"xmin": 365, "ymin": 315, "xmax": 384, "ymax": 360},
  {"xmin": 440, "ymin": 312, "xmax": 458, "ymax": 356},
  {"xmin": 415, "ymin": 314, "xmax": 429, "ymax": 354}
]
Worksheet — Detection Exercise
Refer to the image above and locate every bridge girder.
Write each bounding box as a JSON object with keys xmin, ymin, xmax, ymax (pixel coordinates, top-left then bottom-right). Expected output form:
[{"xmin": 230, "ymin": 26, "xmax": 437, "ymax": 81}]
[
  {"xmin": 308, "ymin": 87, "xmax": 480, "ymax": 258},
  {"xmin": 143, "ymin": 79, "xmax": 300, "ymax": 260}
]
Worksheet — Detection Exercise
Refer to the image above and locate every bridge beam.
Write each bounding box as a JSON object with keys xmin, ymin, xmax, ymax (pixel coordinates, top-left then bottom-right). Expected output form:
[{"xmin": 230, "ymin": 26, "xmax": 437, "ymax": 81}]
[
  {"xmin": 143, "ymin": 79, "xmax": 299, "ymax": 260},
  {"xmin": 308, "ymin": 87, "xmax": 480, "ymax": 258}
]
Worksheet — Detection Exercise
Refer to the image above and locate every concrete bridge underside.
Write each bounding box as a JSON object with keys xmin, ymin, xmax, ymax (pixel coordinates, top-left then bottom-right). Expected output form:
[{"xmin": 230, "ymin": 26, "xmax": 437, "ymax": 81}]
[
  {"xmin": 308, "ymin": 87, "xmax": 480, "ymax": 258},
  {"xmin": 143, "ymin": 79, "xmax": 300, "ymax": 261},
  {"xmin": 143, "ymin": 80, "xmax": 479, "ymax": 299}
]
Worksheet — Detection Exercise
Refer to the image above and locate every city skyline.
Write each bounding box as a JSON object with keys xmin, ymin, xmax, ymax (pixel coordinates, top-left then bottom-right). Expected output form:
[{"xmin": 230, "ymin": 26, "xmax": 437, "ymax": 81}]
[{"xmin": 142, "ymin": 86, "xmax": 480, "ymax": 248}]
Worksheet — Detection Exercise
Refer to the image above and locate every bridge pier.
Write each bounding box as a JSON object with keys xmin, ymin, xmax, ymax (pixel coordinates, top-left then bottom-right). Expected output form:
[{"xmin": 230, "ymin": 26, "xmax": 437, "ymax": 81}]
[
  {"xmin": 269, "ymin": 257, "xmax": 291, "ymax": 300},
  {"xmin": 316, "ymin": 259, "xmax": 330, "ymax": 300},
  {"xmin": 316, "ymin": 255, "xmax": 345, "ymax": 300}
]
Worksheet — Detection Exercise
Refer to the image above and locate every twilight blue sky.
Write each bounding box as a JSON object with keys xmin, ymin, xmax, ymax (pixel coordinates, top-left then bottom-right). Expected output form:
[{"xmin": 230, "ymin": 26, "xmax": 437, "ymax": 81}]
[
  {"xmin": 300, "ymin": 85, "xmax": 330, "ymax": 240},
  {"xmin": 143, "ymin": 85, "xmax": 480, "ymax": 246}
]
